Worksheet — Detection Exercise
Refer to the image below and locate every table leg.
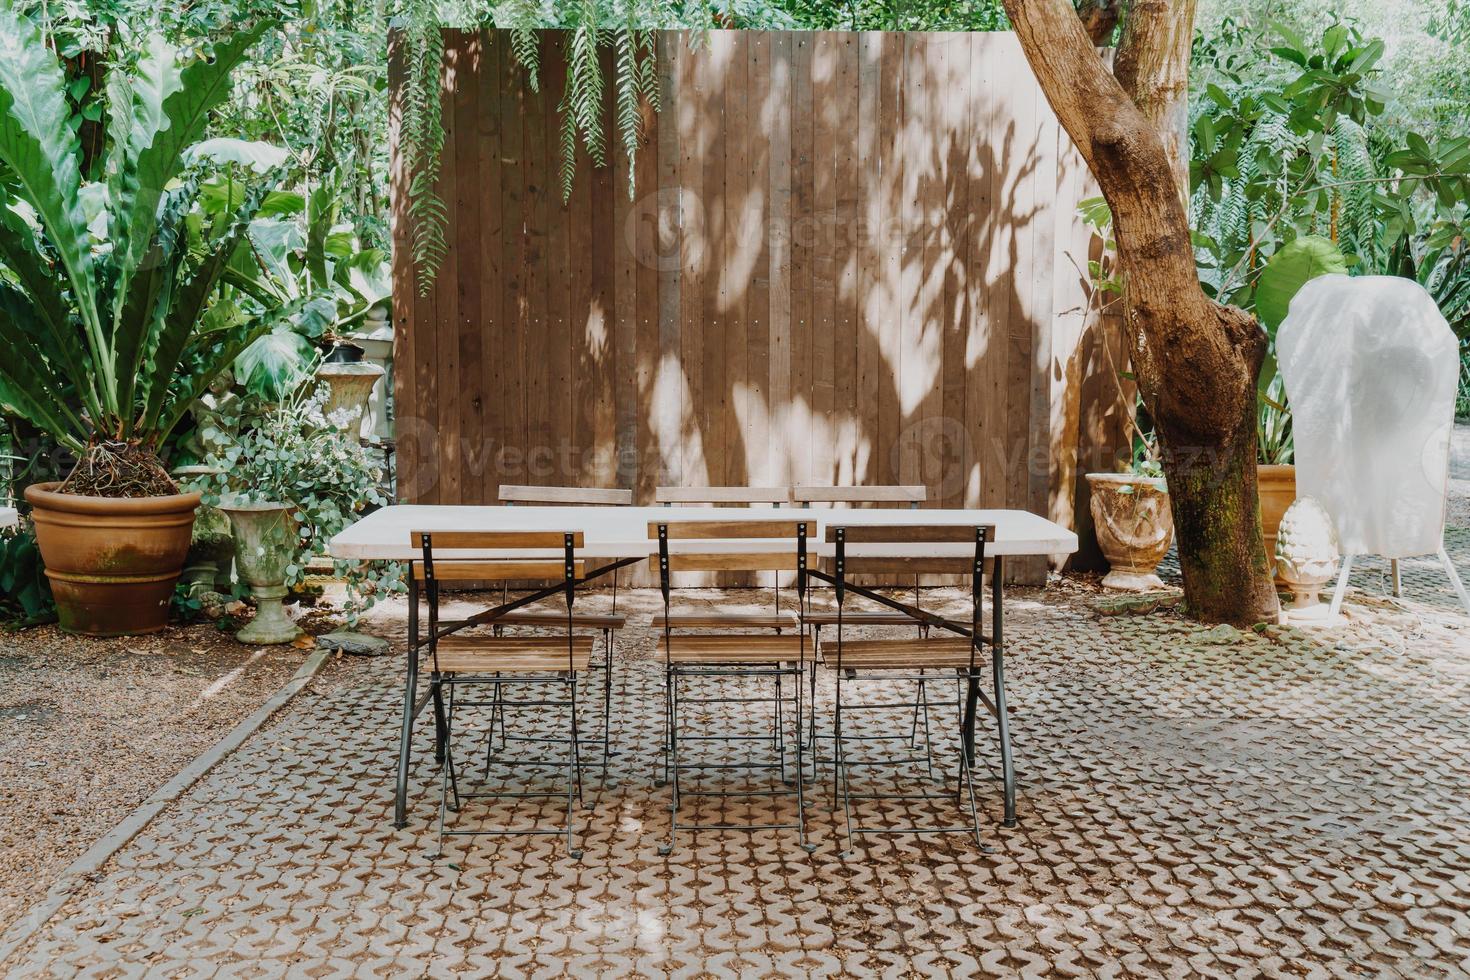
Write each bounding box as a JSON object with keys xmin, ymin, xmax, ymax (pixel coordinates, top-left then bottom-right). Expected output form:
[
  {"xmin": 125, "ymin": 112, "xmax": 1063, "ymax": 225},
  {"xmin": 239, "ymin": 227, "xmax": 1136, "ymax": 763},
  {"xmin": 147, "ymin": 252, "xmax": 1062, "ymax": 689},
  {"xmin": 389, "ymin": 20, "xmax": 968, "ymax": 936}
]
[{"xmin": 394, "ymin": 575, "xmax": 420, "ymax": 829}]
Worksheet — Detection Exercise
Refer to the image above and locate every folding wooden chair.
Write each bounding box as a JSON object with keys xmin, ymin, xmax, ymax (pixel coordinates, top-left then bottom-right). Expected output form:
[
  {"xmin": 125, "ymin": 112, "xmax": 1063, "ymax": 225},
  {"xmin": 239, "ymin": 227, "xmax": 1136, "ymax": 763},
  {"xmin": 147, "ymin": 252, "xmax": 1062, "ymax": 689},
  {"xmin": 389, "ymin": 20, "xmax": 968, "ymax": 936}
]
[
  {"xmin": 652, "ymin": 486, "xmax": 797, "ymax": 633},
  {"xmin": 821, "ymin": 524, "xmax": 1000, "ymax": 855},
  {"xmin": 650, "ymin": 518, "xmax": 815, "ymax": 853},
  {"xmin": 794, "ymin": 486, "xmax": 933, "ymax": 760},
  {"xmin": 492, "ymin": 485, "xmax": 631, "ymax": 779},
  {"xmin": 414, "ymin": 530, "xmax": 592, "ymax": 858}
]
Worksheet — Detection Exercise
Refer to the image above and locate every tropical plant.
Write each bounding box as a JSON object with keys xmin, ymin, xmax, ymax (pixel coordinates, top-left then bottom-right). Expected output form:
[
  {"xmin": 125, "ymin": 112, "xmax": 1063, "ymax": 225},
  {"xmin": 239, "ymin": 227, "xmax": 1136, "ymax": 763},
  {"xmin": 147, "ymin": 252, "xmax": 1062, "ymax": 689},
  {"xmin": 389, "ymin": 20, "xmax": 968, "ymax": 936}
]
[
  {"xmin": 202, "ymin": 168, "xmax": 391, "ymax": 400},
  {"xmin": 202, "ymin": 385, "xmax": 401, "ymax": 620},
  {"xmin": 0, "ymin": 12, "xmax": 299, "ymax": 496},
  {"xmin": 0, "ymin": 525, "xmax": 53, "ymax": 625}
]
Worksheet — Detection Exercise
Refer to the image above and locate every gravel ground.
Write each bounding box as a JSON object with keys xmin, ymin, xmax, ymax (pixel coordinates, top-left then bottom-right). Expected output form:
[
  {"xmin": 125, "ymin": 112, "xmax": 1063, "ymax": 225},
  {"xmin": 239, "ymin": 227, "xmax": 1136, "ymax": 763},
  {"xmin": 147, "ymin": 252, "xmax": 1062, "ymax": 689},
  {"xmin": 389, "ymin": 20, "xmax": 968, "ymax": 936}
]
[{"xmin": 0, "ymin": 617, "xmax": 364, "ymax": 935}]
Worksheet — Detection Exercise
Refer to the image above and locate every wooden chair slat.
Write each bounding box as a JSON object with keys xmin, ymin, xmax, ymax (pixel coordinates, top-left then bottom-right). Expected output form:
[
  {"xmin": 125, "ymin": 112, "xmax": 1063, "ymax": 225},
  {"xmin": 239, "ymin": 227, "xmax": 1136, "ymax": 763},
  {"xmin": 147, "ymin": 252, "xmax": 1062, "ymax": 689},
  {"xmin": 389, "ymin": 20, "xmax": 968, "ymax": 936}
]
[
  {"xmin": 434, "ymin": 635, "xmax": 594, "ymax": 673},
  {"xmin": 826, "ymin": 637, "xmax": 978, "ymax": 670},
  {"xmin": 497, "ymin": 485, "xmax": 633, "ymax": 506},
  {"xmin": 661, "ymin": 634, "xmax": 806, "ymax": 664},
  {"xmin": 651, "ymin": 611, "xmax": 798, "ymax": 629},
  {"xmin": 646, "ymin": 520, "xmax": 816, "ymax": 539},
  {"xmin": 651, "ymin": 553, "xmax": 805, "ymax": 573},
  {"xmin": 825, "ymin": 524, "xmax": 995, "ymax": 544},
  {"xmin": 820, "ymin": 556, "xmax": 993, "ymax": 575},
  {"xmin": 414, "ymin": 560, "xmax": 586, "ymax": 582},
  {"xmin": 411, "ymin": 530, "xmax": 585, "ymax": 549}
]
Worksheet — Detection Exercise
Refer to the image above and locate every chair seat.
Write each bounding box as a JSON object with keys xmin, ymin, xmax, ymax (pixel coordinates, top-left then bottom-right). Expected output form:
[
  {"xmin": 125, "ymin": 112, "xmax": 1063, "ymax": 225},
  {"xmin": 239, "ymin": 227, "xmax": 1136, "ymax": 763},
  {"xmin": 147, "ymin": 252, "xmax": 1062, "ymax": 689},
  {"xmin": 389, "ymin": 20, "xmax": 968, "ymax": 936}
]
[
  {"xmin": 662, "ymin": 634, "xmax": 807, "ymax": 665},
  {"xmin": 650, "ymin": 611, "xmax": 798, "ymax": 630},
  {"xmin": 823, "ymin": 637, "xmax": 979, "ymax": 670},
  {"xmin": 434, "ymin": 635, "xmax": 594, "ymax": 673},
  {"xmin": 805, "ymin": 610, "xmax": 925, "ymax": 627},
  {"xmin": 491, "ymin": 610, "xmax": 627, "ymax": 630}
]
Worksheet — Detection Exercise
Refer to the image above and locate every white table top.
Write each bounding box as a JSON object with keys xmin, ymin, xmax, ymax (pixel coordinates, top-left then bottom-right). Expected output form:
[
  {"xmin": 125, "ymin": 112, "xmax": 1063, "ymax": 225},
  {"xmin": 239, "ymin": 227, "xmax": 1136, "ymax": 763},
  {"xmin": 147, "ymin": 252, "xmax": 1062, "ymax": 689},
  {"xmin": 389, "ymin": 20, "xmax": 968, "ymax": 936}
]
[
  {"xmin": 331, "ymin": 505, "xmax": 1078, "ymax": 561},
  {"xmin": 0, "ymin": 507, "xmax": 17, "ymax": 531}
]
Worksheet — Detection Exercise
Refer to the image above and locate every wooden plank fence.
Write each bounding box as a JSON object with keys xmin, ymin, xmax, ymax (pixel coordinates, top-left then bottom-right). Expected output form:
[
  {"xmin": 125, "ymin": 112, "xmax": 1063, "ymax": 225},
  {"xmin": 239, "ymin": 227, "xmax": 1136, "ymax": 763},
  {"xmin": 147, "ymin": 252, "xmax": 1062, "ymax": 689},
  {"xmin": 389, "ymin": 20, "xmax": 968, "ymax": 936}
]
[{"xmin": 388, "ymin": 29, "xmax": 1129, "ymax": 581}]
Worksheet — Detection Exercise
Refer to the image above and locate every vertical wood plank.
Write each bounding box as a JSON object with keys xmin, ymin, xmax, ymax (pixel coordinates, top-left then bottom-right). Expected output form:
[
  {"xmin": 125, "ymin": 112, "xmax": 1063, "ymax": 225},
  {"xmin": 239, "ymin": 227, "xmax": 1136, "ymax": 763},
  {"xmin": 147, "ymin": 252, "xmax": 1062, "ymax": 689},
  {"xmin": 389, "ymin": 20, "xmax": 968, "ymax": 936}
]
[
  {"xmin": 722, "ymin": 33, "xmax": 749, "ymax": 487},
  {"xmin": 699, "ymin": 32, "xmax": 729, "ymax": 489},
  {"xmin": 876, "ymin": 33, "xmax": 904, "ymax": 487},
  {"xmin": 855, "ymin": 32, "xmax": 883, "ymax": 488},
  {"xmin": 788, "ymin": 33, "xmax": 814, "ymax": 489},
  {"xmin": 832, "ymin": 33, "xmax": 860, "ymax": 485},
  {"xmin": 810, "ymin": 32, "xmax": 837, "ymax": 484},
  {"xmin": 479, "ymin": 32, "xmax": 504, "ymax": 497},
  {"xmin": 745, "ymin": 32, "xmax": 772, "ymax": 484},
  {"xmin": 451, "ymin": 32, "xmax": 483, "ymax": 502},
  {"xmin": 678, "ymin": 31, "xmax": 707, "ymax": 487},
  {"xmin": 767, "ymin": 32, "xmax": 793, "ymax": 486},
  {"xmin": 656, "ymin": 33, "xmax": 684, "ymax": 491},
  {"xmin": 938, "ymin": 32, "xmax": 971, "ymax": 509},
  {"xmin": 498, "ymin": 34, "xmax": 528, "ymax": 491}
]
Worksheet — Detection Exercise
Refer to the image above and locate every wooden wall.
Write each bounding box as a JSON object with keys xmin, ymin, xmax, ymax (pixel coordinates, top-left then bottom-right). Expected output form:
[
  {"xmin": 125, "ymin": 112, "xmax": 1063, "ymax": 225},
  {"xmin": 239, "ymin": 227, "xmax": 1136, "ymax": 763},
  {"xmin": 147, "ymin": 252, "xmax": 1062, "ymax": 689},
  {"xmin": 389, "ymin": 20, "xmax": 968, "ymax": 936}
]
[{"xmin": 388, "ymin": 29, "xmax": 1128, "ymax": 579}]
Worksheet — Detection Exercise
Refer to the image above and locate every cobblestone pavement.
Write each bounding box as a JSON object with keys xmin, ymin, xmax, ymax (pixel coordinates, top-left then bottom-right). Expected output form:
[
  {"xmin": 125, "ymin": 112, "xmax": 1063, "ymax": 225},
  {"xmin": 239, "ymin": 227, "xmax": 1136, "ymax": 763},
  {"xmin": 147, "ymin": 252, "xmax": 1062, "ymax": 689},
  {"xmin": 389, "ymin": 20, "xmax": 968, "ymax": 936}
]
[{"xmin": 5, "ymin": 553, "xmax": 1470, "ymax": 976}]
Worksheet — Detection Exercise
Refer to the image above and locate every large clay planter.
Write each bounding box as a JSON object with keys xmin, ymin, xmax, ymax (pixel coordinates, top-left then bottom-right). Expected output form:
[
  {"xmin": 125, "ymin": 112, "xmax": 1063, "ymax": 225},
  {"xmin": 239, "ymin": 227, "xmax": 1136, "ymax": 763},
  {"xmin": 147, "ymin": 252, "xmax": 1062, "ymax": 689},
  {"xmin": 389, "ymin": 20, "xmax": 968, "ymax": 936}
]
[
  {"xmin": 24, "ymin": 481, "xmax": 201, "ymax": 636},
  {"xmin": 1086, "ymin": 473, "xmax": 1174, "ymax": 591},
  {"xmin": 218, "ymin": 500, "xmax": 303, "ymax": 645},
  {"xmin": 1257, "ymin": 464, "xmax": 1297, "ymax": 584}
]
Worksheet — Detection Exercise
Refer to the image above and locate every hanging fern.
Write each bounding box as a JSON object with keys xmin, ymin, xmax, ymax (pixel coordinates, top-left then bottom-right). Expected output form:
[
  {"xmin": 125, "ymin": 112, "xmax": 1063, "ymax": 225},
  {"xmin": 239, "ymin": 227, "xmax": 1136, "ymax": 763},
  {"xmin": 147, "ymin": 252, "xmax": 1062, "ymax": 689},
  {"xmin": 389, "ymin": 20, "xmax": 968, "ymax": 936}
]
[
  {"xmin": 399, "ymin": 0, "xmax": 448, "ymax": 294},
  {"xmin": 395, "ymin": 0, "xmax": 690, "ymax": 292}
]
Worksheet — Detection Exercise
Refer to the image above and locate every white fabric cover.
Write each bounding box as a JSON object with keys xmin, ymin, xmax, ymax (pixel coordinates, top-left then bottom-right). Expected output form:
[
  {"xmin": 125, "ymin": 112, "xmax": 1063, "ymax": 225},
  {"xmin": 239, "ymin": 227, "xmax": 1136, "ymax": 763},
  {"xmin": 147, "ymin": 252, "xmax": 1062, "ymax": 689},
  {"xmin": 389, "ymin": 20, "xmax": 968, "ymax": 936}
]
[{"xmin": 1276, "ymin": 274, "xmax": 1457, "ymax": 558}]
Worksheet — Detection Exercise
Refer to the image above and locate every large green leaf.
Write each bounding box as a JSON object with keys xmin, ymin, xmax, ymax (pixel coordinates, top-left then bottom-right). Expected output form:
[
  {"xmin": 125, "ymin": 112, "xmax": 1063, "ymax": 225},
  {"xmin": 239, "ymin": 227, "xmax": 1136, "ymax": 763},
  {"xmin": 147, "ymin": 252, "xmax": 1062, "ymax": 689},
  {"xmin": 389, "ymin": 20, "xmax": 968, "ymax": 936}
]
[
  {"xmin": 114, "ymin": 178, "xmax": 196, "ymax": 434},
  {"xmin": 234, "ymin": 325, "xmax": 318, "ymax": 402},
  {"xmin": 156, "ymin": 296, "xmax": 315, "ymax": 440},
  {"xmin": 106, "ymin": 26, "xmax": 269, "ymax": 351},
  {"xmin": 1255, "ymin": 235, "xmax": 1349, "ymax": 333},
  {"xmin": 0, "ymin": 5, "xmax": 101, "ymax": 398},
  {"xmin": 139, "ymin": 179, "xmax": 276, "ymax": 432},
  {"xmin": 0, "ymin": 287, "xmax": 86, "ymax": 447}
]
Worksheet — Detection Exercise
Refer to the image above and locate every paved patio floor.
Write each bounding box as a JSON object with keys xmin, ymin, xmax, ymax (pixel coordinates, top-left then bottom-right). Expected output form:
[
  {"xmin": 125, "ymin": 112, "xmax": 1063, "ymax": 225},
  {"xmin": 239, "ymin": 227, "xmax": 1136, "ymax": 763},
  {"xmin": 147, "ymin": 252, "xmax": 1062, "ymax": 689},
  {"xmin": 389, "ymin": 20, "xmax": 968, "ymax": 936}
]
[{"xmin": 4, "ymin": 536, "xmax": 1470, "ymax": 977}]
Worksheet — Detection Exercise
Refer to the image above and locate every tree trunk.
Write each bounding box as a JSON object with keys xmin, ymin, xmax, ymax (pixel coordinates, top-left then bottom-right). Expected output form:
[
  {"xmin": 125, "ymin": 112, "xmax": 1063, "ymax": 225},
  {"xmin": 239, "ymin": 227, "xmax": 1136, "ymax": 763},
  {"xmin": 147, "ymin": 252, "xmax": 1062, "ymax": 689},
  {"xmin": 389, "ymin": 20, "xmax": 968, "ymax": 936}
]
[{"xmin": 1002, "ymin": 0, "xmax": 1279, "ymax": 626}]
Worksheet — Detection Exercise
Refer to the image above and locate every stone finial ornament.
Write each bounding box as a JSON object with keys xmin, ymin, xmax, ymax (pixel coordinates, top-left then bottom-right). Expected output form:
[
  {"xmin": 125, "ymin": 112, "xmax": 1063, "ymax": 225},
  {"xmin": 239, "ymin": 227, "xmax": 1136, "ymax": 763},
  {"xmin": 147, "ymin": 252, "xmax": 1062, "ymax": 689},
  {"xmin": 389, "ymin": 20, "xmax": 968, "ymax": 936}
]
[{"xmin": 1274, "ymin": 496, "xmax": 1341, "ymax": 624}]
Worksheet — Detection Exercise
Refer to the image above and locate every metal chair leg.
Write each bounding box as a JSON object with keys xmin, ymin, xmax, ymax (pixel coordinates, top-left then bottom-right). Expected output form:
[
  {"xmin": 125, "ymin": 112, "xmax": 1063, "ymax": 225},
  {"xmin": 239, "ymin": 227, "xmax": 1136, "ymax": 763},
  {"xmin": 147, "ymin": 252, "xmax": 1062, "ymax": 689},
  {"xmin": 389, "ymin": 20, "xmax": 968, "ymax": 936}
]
[
  {"xmin": 567, "ymin": 676, "xmax": 583, "ymax": 859},
  {"xmin": 659, "ymin": 671, "xmax": 679, "ymax": 856}
]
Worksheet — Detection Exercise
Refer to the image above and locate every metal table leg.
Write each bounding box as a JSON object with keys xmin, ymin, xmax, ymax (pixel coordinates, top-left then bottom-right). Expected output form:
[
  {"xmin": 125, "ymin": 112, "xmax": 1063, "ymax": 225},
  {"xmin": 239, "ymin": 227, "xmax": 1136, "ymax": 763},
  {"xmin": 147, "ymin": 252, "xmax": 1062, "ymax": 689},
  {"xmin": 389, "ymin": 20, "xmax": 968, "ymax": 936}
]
[
  {"xmin": 394, "ymin": 575, "xmax": 421, "ymax": 829},
  {"xmin": 960, "ymin": 555, "xmax": 1016, "ymax": 827}
]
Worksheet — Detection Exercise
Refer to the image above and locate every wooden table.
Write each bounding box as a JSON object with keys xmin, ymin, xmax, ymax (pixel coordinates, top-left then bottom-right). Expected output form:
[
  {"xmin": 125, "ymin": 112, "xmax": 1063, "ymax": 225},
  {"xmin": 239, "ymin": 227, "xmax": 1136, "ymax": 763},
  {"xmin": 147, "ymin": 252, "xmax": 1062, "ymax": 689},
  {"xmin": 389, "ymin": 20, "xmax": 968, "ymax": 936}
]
[{"xmin": 331, "ymin": 505, "xmax": 1078, "ymax": 829}]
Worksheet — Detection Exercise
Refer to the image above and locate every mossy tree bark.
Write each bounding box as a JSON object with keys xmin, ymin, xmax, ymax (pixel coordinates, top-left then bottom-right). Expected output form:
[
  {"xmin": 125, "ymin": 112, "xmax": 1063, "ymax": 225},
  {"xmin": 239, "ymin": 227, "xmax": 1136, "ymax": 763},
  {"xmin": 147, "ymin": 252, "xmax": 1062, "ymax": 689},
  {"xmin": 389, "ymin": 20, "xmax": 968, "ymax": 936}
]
[{"xmin": 1003, "ymin": 0, "xmax": 1280, "ymax": 625}]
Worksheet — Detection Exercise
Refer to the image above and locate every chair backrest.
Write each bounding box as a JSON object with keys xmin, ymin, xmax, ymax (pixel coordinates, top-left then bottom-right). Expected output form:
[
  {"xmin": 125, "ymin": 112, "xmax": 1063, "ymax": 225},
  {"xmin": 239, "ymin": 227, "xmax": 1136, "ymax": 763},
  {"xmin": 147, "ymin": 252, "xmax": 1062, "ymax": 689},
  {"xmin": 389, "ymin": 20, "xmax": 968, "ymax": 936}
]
[
  {"xmin": 791, "ymin": 485, "xmax": 926, "ymax": 508},
  {"xmin": 647, "ymin": 520, "xmax": 814, "ymax": 578},
  {"xmin": 655, "ymin": 486, "xmax": 789, "ymax": 506},
  {"xmin": 825, "ymin": 524, "xmax": 994, "ymax": 577},
  {"xmin": 411, "ymin": 530, "xmax": 585, "ymax": 582},
  {"xmin": 498, "ymin": 485, "xmax": 633, "ymax": 506}
]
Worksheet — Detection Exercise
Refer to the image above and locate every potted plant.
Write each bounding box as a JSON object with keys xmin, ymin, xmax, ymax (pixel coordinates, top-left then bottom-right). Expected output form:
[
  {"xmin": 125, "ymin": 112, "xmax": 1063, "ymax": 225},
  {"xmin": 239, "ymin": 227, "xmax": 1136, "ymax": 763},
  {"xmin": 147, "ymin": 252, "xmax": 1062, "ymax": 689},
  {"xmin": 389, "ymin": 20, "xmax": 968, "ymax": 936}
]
[
  {"xmin": 0, "ymin": 18, "xmax": 296, "ymax": 635},
  {"xmin": 205, "ymin": 386, "xmax": 390, "ymax": 643},
  {"xmin": 1088, "ymin": 449, "xmax": 1174, "ymax": 591},
  {"xmin": 1074, "ymin": 199, "xmax": 1175, "ymax": 591}
]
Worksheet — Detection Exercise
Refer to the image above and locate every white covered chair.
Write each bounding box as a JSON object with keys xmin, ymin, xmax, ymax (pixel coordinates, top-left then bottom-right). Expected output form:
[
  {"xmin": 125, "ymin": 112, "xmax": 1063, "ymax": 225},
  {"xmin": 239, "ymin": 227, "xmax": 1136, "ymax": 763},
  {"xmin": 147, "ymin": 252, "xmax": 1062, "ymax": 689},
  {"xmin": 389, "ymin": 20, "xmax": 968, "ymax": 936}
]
[{"xmin": 1277, "ymin": 274, "xmax": 1468, "ymax": 614}]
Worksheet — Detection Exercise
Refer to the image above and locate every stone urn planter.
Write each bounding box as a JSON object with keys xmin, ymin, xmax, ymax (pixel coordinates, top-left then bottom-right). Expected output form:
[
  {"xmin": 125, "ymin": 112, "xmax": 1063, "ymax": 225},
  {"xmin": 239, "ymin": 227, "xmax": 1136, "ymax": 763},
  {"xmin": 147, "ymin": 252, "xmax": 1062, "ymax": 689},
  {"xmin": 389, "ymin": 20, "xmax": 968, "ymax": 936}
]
[
  {"xmin": 1258, "ymin": 464, "xmax": 1297, "ymax": 584},
  {"xmin": 1086, "ymin": 473, "xmax": 1174, "ymax": 591},
  {"xmin": 315, "ymin": 361, "xmax": 385, "ymax": 440},
  {"xmin": 24, "ymin": 482, "xmax": 201, "ymax": 636},
  {"xmin": 218, "ymin": 499, "xmax": 303, "ymax": 645}
]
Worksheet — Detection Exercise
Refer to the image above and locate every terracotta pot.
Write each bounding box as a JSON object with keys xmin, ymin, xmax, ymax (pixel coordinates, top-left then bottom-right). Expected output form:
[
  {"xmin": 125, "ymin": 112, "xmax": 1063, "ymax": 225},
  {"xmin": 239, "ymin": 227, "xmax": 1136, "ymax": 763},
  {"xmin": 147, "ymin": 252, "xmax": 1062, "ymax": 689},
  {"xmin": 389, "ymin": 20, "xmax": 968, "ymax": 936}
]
[
  {"xmin": 24, "ymin": 481, "xmax": 201, "ymax": 636},
  {"xmin": 1086, "ymin": 473, "xmax": 1174, "ymax": 591},
  {"xmin": 1257, "ymin": 464, "xmax": 1297, "ymax": 584}
]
